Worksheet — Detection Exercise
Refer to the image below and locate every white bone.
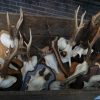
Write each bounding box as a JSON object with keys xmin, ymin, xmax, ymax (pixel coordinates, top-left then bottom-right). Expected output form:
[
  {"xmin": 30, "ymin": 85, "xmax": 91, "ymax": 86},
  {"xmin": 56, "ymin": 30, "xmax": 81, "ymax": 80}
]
[
  {"xmin": 0, "ymin": 76, "xmax": 17, "ymax": 88},
  {"xmin": 74, "ymin": 61, "xmax": 88, "ymax": 75},
  {"xmin": 0, "ymin": 33, "xmax": 14, "ymax": 48},
  {"xmin": 44, "ymin": 53, "xmax": 59, "ymax": 73},
  {"xmin": 57, "ymin": 37, "xmax": 72, "ymax": 67},
  {"xmin": 16, "ymin": 8, "xmax": 23, "ymax": 30},
  {"xmin": 44, "ymin": 68, "xmax": 50, "ymax": 76},
  {"xmin": 27, "ymin": 68, "xmax": 50, "ymax": 91},
  {"xmin": 24, "ymin": 28, "xmax": 32, "ymax": 55},
  {"xmin": 60, "ymin": 44, "xmax": 72, "ymax": 67},
  {"xmin": 64, "ymin": 61, "xmax": 89, "ymax": 84},
  {"xmin": 50, "ymin": 81, "xmax": 61, "ymax": 90},
  {"xmin": 74, "ymin": 5, "xmax": 86, "ymax": 38},
  {"xmin": 57, "ymin": 37, "xmax": 68, "ymax": 50},
  {"xmin": 27, "ymin": 76, "xmax": 46, "ymax": 91},
  {"xmin": 9, "ymin": 64, "xmax": 18, "ymax": 71},
  {"xmin": 21, "ymin": 56, "xmax": 37, "ymax": 80},
  {"xmin": 84, "ymin": 75, "xmax": 100, "ymax": 88},
  {"xmin": 72, "ymin": 46, "xmax": 87, "ymax": 57},
  {"xmin": 6, "ymin": 12, "xmax": 10, "ymax": 30},
  {"xmin": 17, "ymin": 55, "xmax": 23, "ymax": 61},
  {"xmin": 72, "ymin": 46, "xmax": 93, "ymax": 58}
]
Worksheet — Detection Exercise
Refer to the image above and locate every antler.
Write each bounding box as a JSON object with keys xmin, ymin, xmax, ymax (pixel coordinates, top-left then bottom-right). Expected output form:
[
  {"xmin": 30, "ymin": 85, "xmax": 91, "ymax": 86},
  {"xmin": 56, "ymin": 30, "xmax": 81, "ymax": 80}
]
[
  {"xmin": 10, "ymin": 8, "xmax": 23, "ymax": 39},
  {"xmin": 19, "ymin": 31, "xmax": 24, "ymax": 48},
  {"xmin": 16, "ymin": 8, "xmax": 23, "ymax": 32},
  {"xmin": 0, "ymin": 8, "xmax": 24, "ymax": 77},
  {"xmin": 92, "ymin": 12, "xmax": 100, "ymax": 27},
  {"xmin": 6, "ymin": 8, "xmax": 23, "ymax": 37},
  {"xmin": 6, "ymin": 12, "xmax": 14, "ymax": 39},
  {"xmin": 71, "ymin": 5, "xmax": 86, "ymax": 44},
  {"xmin": 6, "ymin": 8, "xmax": 23, "ymax": 41},
  {"xmin": 52, "ymin": 37, "xmax": 70, "ymax": 77},
  {"xmin": 90, "ymin": 27, "xmax": 100, "ymax": 47},
  {"xmin": 24, "ymin": 28, "xmax": 32, "ymax": 58},
  {"xmin": 7, "ymin": 12, "xmax": 10, "ymax": 32}
]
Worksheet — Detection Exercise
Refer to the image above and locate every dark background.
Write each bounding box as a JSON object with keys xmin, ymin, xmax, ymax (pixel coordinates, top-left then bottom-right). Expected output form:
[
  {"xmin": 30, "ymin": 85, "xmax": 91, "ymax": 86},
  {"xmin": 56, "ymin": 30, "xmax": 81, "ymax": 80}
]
[{"xmin": 0, "ymin": 0, "xmax": 99, "ymax": 19}]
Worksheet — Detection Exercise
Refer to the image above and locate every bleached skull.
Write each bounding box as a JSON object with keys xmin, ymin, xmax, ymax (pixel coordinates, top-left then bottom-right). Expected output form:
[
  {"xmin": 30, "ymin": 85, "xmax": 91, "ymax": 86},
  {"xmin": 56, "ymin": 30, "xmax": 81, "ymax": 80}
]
[
  {"xmin": 27, "ymin": 68, "xmax": 51, "ymax": 91},
  {"xmin": 57, "ymin": 37, "xmax": 73, "ymax": 67},
  {"xmin": 0, "ymin": 30, "xmax": 15, "ymax": 48},
  {"xmin": 22, "ymin": 63, "xmax": 56, "ymax": 91}
]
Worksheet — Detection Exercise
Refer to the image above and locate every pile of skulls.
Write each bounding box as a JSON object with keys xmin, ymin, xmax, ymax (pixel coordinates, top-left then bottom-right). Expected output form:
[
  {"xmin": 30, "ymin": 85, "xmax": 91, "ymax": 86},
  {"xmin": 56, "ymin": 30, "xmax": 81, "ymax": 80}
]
[{"xmin": 0, "ymin": 6, "xmax": 99, "ymax": 91}]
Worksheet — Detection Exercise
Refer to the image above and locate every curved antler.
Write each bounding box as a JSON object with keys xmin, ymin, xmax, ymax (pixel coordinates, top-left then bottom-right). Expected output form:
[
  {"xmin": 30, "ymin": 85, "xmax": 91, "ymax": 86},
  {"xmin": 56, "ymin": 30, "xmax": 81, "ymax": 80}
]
[
  {"xmin": 16, "ymin": 8, "xmax": 23, "ymax": 32},
  {"xmin": 71, "ymin": 5, "xmax": 86, "ymax": 45},
  {"xmin": 90, "ymin": 27, "xmax": 100, "ymax": 47},
  {"xmin": 24, "ymin": 28, "xmax": 32, "ymax": 58}
]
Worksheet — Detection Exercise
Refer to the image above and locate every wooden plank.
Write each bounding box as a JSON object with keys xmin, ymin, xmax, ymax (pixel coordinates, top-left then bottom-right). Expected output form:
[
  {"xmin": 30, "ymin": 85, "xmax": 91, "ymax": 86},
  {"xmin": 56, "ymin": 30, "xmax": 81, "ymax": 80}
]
[
  {"xmin": 0, "ymin": 13, "xmax": 75, "ymax": 50},
  {"xmin": 0, "ymin": 13, "xmax": 75, "ymax": 36},
  {"xmin": 0, "ymin": 90, "xmax": 99, "ymax": 100}
]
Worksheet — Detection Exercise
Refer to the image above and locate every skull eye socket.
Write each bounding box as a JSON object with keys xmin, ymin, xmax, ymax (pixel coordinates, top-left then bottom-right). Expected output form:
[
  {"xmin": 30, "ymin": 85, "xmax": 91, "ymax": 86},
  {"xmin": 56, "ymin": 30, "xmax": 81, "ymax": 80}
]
[
  {"xmin": 44, "ymin": 73, "xmax": 51, "ymax": 81},
  {"xmin": 59, "ymin": 49, "xmax": 62, "ymax": 51},
  {"xmin": 60, "ymin": 51, "xmax": 67, "ymax": 57},
  {"xmin": 39, "ymin": 68, "xmax": 46, "ymax": 76}
]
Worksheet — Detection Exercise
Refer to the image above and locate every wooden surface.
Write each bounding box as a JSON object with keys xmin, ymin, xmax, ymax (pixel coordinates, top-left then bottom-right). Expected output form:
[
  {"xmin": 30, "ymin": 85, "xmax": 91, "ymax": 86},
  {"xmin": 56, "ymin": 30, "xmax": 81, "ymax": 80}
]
[
  {"xmin": 0, "ymin": 89, "xmax": 99, "ymax": 100},
  {"xmin": 0, "ymin": 13, "xmax": 75, "ymax": 35}
]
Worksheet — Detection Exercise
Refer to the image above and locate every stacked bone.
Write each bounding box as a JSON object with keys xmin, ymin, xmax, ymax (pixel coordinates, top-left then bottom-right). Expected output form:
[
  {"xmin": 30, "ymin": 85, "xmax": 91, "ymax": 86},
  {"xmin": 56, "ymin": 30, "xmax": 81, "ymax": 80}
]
[
  {"xmin": 0, "ymin": 8, "xmax": 33, "ymax": 91},
  {"xmin": 0, "ymin": 5, "xmax": 99, "ymax": 91}
]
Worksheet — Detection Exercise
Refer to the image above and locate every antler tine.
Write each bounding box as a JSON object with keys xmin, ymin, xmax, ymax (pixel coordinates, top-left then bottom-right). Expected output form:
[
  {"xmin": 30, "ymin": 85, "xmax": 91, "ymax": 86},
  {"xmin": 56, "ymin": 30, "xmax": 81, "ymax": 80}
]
[
  {"xmin": 74, "ymin": 5, "xmax": 86, "ymax": 40},
  {"xmin": 27, "ymin": 28, "xmax": 32, "ymax": 54},
  {"xmin": 92, "ymin": 12, "xmax": 100, "ymax": 27},
  {"xmin": 85, "ymin": 27, "xmax": 100, "ymax": 63},
  {"xmin": 7, "ymin": 12, "xmax": 10, "ymax": 30},
  {"xmin": 79, "ymin": 11, "xmax": 86, "ymax": 29},
  {"xmin": 75, "ymin": 5, "xmax": 80, "ymax": 30},
  {"xmin": 24, "ymin": 28, "xmax": 32, "ymax": 57},
  {"xmin": 19, "ymin": 31, "xmax": 24, "ymax": 47},
  {"xmin": 9, "ymin": 38, "xmax": 19, "ymax": 60},
  {"xmin": 16, "ymin": 8, "xmax": 23, "ymax": 31},
  {"xmin": 90, "ymin": 27, "xmax": 100, "ymax": 47}
]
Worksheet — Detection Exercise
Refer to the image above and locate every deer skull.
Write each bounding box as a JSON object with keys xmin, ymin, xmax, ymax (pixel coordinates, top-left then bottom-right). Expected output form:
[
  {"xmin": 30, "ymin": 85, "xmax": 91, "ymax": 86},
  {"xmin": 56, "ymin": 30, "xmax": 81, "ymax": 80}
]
[
  {"xmin": 57, "ymin": 37, "xmax": 72, "ymax": 67},
  {"xmin": 57, "ymin": 6, "xmax": 86, "ymax": 67}
]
